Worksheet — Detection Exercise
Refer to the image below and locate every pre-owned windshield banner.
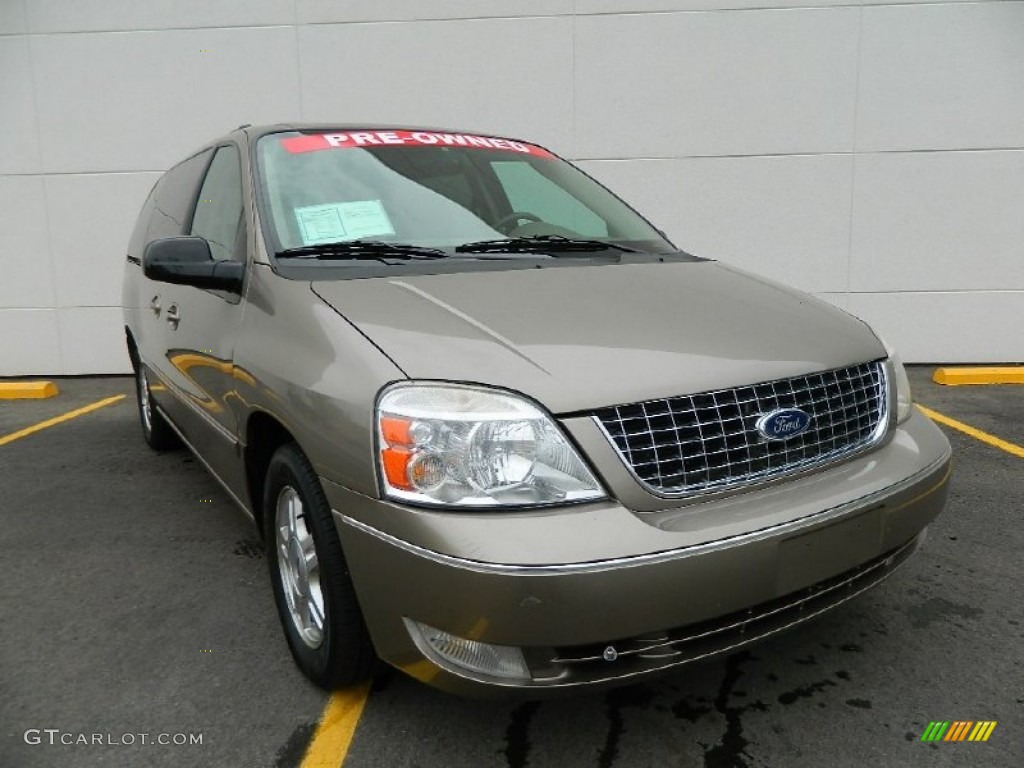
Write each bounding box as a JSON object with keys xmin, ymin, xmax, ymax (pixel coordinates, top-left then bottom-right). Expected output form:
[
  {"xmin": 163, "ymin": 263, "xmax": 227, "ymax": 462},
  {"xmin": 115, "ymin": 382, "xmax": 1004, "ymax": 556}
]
[{"xmin": 281, "ymin": 130, "xmax": 555, "ymax": 159}]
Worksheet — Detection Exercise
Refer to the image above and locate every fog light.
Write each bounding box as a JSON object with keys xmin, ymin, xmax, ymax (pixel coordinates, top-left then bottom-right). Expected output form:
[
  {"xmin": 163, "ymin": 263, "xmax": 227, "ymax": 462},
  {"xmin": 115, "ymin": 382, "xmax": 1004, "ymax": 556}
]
[{"xmin": 405, "ymin": 619, "xmax": 530, "ymax": 680}]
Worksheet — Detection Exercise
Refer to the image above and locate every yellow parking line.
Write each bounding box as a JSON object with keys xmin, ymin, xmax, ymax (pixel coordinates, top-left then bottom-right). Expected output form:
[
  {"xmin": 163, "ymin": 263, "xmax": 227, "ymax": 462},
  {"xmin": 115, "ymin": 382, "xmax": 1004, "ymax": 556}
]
[
  {"xmin": 0, "ymin": 394, "xmax": 126, "ymax": 446},
  {"xmin": 300, "ymin": 682, "xmax": 371, "ymax": 768},
  {"xmin": 918, "ymin": 404, "xmax": 1024, "ymax": 459},
  {"xmin": 933, "ymin": 367, "xmax": 1024, "ymax": 386}
]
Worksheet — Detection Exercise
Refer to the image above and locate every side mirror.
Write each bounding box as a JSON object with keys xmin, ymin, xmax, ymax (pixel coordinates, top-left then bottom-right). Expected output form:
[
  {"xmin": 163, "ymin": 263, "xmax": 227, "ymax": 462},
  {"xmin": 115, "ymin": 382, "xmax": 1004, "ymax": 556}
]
[{"xmin": 143, "ymin": 237, "xmax": 244, "ymax": 293}]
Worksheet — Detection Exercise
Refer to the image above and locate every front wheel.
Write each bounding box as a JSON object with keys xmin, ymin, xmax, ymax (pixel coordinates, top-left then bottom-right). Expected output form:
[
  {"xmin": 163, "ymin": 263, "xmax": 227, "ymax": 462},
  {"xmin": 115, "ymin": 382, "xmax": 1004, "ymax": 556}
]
[
  {"xmin": 134, "ymin": 363, "xmax": 180, "ymax": 451},
  {"xmin": 264, "ymin": 443, "xmax": 375, "ymax": 689}
]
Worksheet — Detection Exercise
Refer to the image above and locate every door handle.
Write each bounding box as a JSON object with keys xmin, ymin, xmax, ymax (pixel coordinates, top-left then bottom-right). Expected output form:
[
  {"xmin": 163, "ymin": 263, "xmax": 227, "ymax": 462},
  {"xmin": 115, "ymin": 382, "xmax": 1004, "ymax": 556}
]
[
  {"xmin": 165, "ymin": 304, "xmax": 181, "ymax": 330},
  {"xmin": 149, "ymin": 296, "xmax": 161, "ymax": 316}
]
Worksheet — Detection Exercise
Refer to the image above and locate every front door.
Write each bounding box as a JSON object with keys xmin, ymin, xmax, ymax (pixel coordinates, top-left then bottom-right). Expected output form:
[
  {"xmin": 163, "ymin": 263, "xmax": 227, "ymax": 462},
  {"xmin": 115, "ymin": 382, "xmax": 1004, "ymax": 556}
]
[{"xmin": 155, "ymin": 144, "xmax": 249, "ymax": 501}]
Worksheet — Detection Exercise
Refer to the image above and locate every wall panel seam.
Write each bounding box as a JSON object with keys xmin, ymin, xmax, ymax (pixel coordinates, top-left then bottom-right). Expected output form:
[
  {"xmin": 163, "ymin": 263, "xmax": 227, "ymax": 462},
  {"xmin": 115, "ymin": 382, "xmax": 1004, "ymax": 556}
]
[
  {"xmin": 0, "ymin": 1, "xmax": 1011, "ymax": 39},
  {"xmin": 575, "ymin": 147, "xmax": 1024, "ymax": 162}
]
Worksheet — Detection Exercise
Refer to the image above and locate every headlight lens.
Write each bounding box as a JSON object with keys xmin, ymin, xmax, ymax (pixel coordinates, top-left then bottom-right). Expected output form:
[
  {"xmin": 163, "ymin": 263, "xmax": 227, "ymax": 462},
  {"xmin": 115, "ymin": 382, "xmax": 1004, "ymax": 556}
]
[
  {"xmin": 880, "ymin": 343, "xmax": 914, "ymax": 423},
  {"xmin": 874, "ymin": 333, "xmax": 913, "ymax": 423},
  {"xmin": 377, "ymin": 383, "xmax": 606, "ymax": 507},
  {"xmin": 891, "ymin": 352, "xmax": 913, "ymax": 423}
]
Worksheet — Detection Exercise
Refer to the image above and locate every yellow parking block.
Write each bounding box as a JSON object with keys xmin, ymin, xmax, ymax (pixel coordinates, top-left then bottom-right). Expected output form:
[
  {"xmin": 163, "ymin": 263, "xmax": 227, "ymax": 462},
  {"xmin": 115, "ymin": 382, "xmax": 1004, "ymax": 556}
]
[
  {"xmin": 0, "ymin": 381, "xmax": 60, "ymax": 399},
  {"xmin": 933, "ymin": 367, "xmax": 1024, "ymax": 386}
]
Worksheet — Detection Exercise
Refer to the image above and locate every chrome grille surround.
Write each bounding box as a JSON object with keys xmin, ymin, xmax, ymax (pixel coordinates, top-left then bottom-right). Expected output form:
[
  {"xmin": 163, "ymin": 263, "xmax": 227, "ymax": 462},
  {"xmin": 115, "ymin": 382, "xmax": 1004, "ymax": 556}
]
[{"xmin": 593, "ymin": 360, "xmax": 889, "ymax": 497}]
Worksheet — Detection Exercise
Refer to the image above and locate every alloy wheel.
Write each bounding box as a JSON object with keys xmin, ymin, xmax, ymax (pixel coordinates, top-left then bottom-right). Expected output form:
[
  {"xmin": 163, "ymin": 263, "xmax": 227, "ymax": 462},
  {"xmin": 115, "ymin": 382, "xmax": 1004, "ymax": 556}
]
[{"xmin": 275, "ymin": 486, "xmax": 325, "ymax": 649}]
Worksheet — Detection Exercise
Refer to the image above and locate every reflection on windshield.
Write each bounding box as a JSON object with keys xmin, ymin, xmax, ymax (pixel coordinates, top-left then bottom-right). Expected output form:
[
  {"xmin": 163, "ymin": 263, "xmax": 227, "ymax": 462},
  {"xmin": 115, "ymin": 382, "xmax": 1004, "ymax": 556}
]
[
  {"xmin": 257, "ymin": 131, "xmax": 674, "ymax": 255},
  {"xmin": 262, "ymin": 144, "xmax": 501, "ymax": 250}
]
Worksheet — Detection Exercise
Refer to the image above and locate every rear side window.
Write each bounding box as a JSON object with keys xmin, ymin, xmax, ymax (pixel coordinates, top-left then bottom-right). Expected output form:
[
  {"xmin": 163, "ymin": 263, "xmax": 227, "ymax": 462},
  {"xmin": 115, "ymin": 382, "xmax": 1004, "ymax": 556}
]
[
  {"xmin": 190, "ymin": 145, "xmax": 245, "ymax": 262},
  {"xmin": 145, "ymin": 150, "xmax": 212, "ymax": 243}
]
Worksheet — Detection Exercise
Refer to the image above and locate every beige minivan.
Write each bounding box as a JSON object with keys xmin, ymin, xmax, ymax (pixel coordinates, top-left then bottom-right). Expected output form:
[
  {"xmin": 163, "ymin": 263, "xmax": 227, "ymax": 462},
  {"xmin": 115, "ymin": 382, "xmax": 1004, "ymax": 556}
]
[{"xmin": 122, "ymin": 124, "xmax": 951, "ymax": 695}]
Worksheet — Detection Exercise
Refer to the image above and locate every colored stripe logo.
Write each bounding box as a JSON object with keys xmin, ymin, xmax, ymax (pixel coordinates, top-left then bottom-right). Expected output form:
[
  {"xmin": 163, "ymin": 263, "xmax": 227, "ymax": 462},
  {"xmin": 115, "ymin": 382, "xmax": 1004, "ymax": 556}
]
[{"xmin": 921, "ymin": 721, "xmax": 997, "ymax": 742}]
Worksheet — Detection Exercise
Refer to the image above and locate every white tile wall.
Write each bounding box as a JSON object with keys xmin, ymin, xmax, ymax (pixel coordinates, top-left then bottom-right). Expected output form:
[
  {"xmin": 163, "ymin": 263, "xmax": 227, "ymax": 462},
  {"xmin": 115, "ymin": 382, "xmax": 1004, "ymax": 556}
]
[
  {"xmin": 31, "ymin": 26, "xmax": 301, "ymax": 173},
  {"xmin": 297, "ymin": 17, "xmax": 576, "ymax": 154},
  {"xmin": 575, "ymin": 1, "xmax": 848, "ymax": 12},
  {"xmin": 848, "ymin": 291, "xmax": 1024, "ymax": 363},
  {"xmin": 24, "ymin": 0, "xmax": 294, "ymax": 33},
  {"xmin": 296, "ymin": 0, "xmax": 573, "ymax": 24},
  {"xmin": 0, "ymin": 175, "xmax": 54, "ymax": 309},
  {"xmin": 57, "ymin": 306, "xmax": 129, "ymax": 374},
  {"xmin": 850, "ymin": 150, "xmax": 1024, "ymax": 293},
  {"xmin": 45, "ymin": 172, "xmax": 162, "ymax": 307},
  {"xmin": 0, "ymin": 36, "xmax": 42, "ymax": 174},
  {"xmin": 574, "ymin": 8, "xmax": 860, "ymax": 158},
  {"xmin": 1, "ymin": 1, "xmax": 1022, "ymax": 374},
  {"xmin": 0, "ymin": 309, "xmax": 62, "ymax": 375},
  {"xmin": 578, "ymin": 0, "xmax": 965, "ymax": 9},
  {"xmin": 580, "ymin": 154, "xmax": 853, "ymax": 293},
  {"xmin": 0, "ymin": 0, "xmax": 28, "ymax": 35},
  {"xmin": 857, "ymin": 2, "xmax": 1024, "ymax": 152}
]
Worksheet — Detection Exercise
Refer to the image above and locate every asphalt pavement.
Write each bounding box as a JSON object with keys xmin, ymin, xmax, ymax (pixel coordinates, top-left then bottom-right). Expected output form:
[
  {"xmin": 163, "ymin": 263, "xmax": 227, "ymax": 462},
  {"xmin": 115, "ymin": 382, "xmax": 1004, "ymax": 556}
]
[{"xmin": 0, "ymin": 368, "xmax": 1020, "ymax": 767}]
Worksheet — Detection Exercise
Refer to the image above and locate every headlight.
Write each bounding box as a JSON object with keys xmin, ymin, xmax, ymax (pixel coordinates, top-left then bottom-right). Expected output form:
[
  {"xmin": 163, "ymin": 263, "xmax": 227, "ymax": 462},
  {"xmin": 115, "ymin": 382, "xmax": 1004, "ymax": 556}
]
[
  {"xmin": 376, "ymin": 383, "xmax": 606, "ymax": 507},
  {"xmin": 877, "ymin": 336, "xmax": 913, "ymax": 423},
  {"xmin": 891, "ymin": 352, "xmax": 913, "ymax": 423}
]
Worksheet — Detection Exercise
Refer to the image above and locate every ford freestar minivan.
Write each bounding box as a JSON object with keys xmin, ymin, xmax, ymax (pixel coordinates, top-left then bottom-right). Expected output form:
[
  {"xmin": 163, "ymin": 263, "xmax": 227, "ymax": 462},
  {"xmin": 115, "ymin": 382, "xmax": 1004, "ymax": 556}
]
[{"xmin": 122, "ymin": 124, "xmax": 951, "ymax": 695}]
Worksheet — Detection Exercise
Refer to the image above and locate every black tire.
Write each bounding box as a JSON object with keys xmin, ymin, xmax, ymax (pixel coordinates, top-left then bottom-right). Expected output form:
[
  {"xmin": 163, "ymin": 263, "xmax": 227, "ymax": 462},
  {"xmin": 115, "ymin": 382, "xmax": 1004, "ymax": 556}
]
[
  {"xmin": 133, "ymin": 361, "xmax": 181, "ymax": 451},
  {"xmin": 263, "ymin": 443, "xmax": 375, "ymax": 689}
]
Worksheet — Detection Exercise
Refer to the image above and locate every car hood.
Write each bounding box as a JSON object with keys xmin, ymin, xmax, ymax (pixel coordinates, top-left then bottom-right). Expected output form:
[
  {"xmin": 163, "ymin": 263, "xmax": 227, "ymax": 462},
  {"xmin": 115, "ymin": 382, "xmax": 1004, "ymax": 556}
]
[{"xmin": 311, "ymin": 260, "xmax": 884, "ymax": 414}]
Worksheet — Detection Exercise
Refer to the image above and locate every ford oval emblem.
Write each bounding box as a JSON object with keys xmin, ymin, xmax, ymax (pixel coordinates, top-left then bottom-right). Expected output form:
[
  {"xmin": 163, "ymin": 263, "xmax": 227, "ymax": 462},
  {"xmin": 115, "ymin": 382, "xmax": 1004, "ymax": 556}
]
[{"xmin": 756, "ymin": 408, "xmax": 812, "ymax": 440}]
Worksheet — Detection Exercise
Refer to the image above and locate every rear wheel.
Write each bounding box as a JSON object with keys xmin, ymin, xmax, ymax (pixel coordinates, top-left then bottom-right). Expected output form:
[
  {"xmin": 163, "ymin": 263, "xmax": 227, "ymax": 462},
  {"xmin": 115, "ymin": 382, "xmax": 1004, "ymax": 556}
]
[
  {"xmin": 264, "ymin": 443, "xmax": 375, "ymax": 689},
  {"xmin": 134, "ymin": 363, "xmax": 180, "ymax": 450}
]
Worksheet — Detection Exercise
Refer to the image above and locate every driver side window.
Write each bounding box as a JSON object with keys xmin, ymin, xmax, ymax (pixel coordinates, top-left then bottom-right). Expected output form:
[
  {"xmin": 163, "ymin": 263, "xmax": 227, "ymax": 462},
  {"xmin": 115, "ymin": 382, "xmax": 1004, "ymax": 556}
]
[{"xmin": 191, "ymin": 145, "xmax": 245, "ymax": 261}]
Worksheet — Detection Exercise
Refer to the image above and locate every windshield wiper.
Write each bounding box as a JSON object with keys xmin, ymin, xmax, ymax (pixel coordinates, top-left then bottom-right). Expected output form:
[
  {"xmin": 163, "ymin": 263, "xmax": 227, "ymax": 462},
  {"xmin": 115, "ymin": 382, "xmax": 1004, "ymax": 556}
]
[
  {"xmin": 276, "ymin": 240, "xmax": 448, "ymax": 261},
  {"xmin": 455, "ymin": 235, "xmax": 638, "ymax": 254}
]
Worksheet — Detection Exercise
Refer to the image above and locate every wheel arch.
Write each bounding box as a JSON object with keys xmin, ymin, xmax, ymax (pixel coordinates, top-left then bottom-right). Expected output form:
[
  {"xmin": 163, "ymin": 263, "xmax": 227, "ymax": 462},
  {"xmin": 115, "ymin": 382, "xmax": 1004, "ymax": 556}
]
[
  {"xmin": 245, "ymin": 410, "xmax": 301, "ymax": 537},
  {"xmin": 125, "ymin": 327, "xmax": 139, "ymax": 367}
]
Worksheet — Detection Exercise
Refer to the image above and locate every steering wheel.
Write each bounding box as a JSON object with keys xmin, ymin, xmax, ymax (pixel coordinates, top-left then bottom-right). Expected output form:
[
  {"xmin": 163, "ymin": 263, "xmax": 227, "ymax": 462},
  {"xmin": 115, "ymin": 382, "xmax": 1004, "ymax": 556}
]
[{"xmin": 494, "ymin": 211, "xmax": 543, "ymax": 233}]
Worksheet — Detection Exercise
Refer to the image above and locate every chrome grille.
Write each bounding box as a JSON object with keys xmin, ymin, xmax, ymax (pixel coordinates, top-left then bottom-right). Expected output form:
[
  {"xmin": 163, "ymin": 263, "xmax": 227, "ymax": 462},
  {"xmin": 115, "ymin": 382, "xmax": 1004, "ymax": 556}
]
[{"xmin": 593, "ymin": 361, "xmax": 888, "ymax": 496}]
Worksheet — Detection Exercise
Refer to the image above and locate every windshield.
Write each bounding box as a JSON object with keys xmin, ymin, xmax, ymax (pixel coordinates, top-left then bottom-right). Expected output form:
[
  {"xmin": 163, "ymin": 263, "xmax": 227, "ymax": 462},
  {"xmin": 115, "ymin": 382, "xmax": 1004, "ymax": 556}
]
[{"xmin": 255, "ymin": 130, "xmax": 674, "ymax": 256}]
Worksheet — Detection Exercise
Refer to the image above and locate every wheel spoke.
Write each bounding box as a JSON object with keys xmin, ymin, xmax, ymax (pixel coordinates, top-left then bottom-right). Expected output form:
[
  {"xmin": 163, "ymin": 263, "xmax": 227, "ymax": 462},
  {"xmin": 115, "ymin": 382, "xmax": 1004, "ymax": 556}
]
[
  {"xmin": 287, "ymin": 495, "xmax": 300, "ymax": 539},
  {"xmin": 294, "ymin": 591, "xmax": 309, "ymax": 626},
  {"xmin": 307, "ymin": 592, "xmax": 324, "ymax": 631},
  {"xmin": 302, "ymin": 547, "xmax": 317, "ymax": 572}
]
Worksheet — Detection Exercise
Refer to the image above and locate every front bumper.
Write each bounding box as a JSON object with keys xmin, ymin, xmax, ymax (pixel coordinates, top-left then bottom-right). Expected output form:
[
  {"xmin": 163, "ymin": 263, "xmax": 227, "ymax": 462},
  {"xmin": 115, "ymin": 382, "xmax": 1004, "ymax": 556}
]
[{"xmin": 327, "ymin": 408, "xmax": 951, "ymax": 696}]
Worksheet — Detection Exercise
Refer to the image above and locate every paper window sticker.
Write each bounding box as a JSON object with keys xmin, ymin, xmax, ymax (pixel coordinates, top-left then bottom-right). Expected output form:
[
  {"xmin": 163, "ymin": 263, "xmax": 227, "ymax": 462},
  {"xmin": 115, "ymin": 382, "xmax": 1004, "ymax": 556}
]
[
  {"xmin": 294, "ymin": 200, "xmax": 395, "ymax": 245},
  {"xmin": 294, "ymin": 204, "xmax": 349, "ymax": 245},
  {"xmin": 335, "ymin": 200, "xmax": 396, "ymax": 240}
]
